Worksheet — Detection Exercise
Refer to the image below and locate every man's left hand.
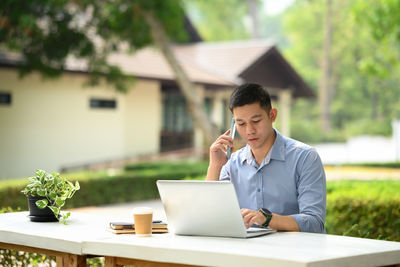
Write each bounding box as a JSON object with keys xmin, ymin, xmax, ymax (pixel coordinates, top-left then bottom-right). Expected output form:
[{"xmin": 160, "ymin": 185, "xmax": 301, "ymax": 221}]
[{"xmin": 240, "ymin": 208, "xmax": 267, "ymax": 229}]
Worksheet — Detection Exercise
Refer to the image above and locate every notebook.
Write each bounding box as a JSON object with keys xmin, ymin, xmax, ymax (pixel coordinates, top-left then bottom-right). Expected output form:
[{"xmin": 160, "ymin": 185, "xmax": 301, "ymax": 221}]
[
  {"xmin": 156, "ymin": 180, "xmax": 276, "ymax": 238},
  {"xmin": 107, "ymin": 221, "xmax": 168, "ymax": 234}
]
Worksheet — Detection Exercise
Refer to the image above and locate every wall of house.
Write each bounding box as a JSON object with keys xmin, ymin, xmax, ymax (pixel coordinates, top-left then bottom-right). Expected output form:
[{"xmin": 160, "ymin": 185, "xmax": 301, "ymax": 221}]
[
  {"xmin": 124, "ymin": 79, "xmax": 161, "ymax": 157},
  {"xmin": 0, "ymin": 68, "xmax": 161, "ymax": 179}
]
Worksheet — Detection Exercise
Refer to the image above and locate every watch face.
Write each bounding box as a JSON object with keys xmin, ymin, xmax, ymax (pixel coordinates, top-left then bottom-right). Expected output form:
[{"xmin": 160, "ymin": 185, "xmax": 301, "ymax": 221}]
[{"xmin": 262, "ymin": 208, "xmax": 272, "ymax": 216}]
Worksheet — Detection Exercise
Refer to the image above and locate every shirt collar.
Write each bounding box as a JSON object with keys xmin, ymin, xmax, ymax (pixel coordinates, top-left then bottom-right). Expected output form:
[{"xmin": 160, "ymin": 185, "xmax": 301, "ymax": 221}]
[{"xmin": 239, "ymin": 128, "xmax": 286, "ymax": 165}]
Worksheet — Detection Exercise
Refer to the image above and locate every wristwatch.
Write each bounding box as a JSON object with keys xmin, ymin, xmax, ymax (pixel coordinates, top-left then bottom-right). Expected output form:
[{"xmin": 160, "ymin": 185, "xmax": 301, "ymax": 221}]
[{"xmin": 258, "ymin": 208, "xmax": 272, "ymax": 227}]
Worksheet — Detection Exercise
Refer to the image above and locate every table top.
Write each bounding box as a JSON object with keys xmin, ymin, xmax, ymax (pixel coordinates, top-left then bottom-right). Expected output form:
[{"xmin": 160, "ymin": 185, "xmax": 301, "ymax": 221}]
[{"xmin": 1, "ymin": 212, "xmax": 400, "ymax": 267}]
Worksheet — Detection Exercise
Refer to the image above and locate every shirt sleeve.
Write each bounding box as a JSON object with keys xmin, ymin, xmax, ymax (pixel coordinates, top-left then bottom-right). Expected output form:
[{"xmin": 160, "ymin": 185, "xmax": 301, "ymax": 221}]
[
  {"xmin": 219, "ymin": 160, "xmax": 231, "ymax": 181},
  {"xmin": 290, "ymin": 148, "xmax": 326, "ymax": 233}
]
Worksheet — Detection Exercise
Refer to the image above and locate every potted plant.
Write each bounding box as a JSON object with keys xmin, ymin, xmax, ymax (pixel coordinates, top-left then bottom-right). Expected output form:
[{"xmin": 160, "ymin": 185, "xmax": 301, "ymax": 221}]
[{"xmin": 22, "ymin": 169, "xmax": 80, "ymax": 224}]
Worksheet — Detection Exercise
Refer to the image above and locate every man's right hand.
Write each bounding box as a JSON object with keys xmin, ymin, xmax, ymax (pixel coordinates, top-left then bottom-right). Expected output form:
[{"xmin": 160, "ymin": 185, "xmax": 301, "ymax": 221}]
[
  {"xmin": 209, "ymin": 129, "xmax": 234, "ymax": 168},
  {"xmin": 206, "ymin": 129, "xmax": 233, "ymax": 181}
]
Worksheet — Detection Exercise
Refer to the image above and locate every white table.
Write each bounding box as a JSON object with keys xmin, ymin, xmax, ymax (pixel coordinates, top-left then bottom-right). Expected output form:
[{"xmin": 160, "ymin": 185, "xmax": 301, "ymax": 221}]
[{"xmin": 0, "ymin": 212, "xmax": 399, "ymax": 267}]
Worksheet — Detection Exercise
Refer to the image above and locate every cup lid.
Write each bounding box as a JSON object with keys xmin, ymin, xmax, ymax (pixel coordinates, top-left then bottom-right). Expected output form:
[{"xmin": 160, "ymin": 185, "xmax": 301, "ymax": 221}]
[{"xmin": 132, "ymin": 207, "xmax": 153, "ymax": 214}]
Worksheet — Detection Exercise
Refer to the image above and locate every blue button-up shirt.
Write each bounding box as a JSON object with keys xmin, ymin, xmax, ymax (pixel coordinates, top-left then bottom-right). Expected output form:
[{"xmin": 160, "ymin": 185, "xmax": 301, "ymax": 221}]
[{"xmin": 220, "ymin": 129, "xmax": 326, "ymax": 233}]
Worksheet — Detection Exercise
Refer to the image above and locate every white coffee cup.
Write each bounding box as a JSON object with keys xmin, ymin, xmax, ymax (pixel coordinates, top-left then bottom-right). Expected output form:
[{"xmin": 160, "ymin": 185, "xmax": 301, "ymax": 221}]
[{"xmin": 133, "ymin": 207, "xmax": 153, "ymax": 237}]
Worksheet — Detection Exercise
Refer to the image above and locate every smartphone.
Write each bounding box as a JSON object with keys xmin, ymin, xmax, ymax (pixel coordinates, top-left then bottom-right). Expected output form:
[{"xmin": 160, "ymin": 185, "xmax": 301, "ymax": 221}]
[
  {"xmin": 109, "ymin": 220, "xmax": 165, "ymax": 230},
  {"xmin": 227, "ymin": 117, "xmax": 236, "ymax": 159},
  {"xmin": 109, "ymin": 222, "xmax": 134, "ymax": 230}
]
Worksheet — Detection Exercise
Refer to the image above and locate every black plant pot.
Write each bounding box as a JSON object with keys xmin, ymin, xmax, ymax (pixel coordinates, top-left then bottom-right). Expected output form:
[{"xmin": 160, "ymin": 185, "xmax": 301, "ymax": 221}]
[{"xmin": 27, "ymin": 195, "xmax": 59, "ymax": 222}]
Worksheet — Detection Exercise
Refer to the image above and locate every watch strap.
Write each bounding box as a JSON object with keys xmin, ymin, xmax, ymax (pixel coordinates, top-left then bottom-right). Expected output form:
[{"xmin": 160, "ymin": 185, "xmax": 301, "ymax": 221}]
[{"xmin": 259, "ymin": 208, "xmax": 272, "ymax": 227}]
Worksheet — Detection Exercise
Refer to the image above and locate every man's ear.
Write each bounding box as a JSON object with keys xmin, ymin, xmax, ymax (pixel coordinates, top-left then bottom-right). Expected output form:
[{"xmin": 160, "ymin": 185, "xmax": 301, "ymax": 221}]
[{"xmin": 269, "ymin": 108, "xmax": 277, "ymax": 122}]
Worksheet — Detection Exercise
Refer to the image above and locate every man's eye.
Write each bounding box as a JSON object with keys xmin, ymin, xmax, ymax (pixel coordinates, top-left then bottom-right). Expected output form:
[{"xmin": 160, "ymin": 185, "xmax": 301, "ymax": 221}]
[
  {"xmin": 253, "ymin": 120, "xmax": 260, "ymax": 123},
  {"xmin": 238, "ymin": 123, "xmax": 245, "ymax": 127}
]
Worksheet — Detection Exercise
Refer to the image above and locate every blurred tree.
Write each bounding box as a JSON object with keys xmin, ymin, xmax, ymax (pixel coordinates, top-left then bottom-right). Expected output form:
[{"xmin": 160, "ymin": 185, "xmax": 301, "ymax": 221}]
[
  {"xmin": 247, "ymin": 0, "xmax": 261, "ymax": 39},
  {"xmin": 183, "ymin": 0, "xmax": 250, "ymax": 41},
  {"xmin": 352, "ymin": 0, "xmax": 400, "ymax": 119},
  {"xmin": 0, "ymin": 0, "xmax": 218, "ymax": 144},
  {"xmin": 284, "ymin": 0, "xmax": 400, "ymax": 143},
  {"xmin": 319, "ymin": 0, "xmax": 333, "ymax": 133},
  {"xmin": 353, "ymin": 0, "xmax": 400, "ymax": 45},
  {"xmin": 259, "ymin": 13, "xmax": 289, "ymax": 48},
  {"xmin": 184, "ymin": 0, "xmax": 289, "ymax": 47}
]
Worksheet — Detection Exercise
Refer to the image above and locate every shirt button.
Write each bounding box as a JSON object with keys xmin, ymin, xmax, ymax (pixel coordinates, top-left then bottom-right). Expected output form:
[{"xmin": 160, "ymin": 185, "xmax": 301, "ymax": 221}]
[{"xmin": 257, "ymin": 188, "xmax": 261, "ymax": 192}]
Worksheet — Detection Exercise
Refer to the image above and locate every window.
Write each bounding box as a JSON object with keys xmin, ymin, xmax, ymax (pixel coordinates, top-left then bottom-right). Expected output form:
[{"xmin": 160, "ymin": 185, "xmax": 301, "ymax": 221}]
[
  {"xmin": 204, "ymin": 97, "xmax": 212, "ymax": 119},
  {"xmin": 0, "ymin": 92, "xmax": 11, "ymax": 105},
  {"xmin": 90, "ymin": 98, "xmax": 117, "ymax": 109},
  {"xmin": 162, "ymin": 93, "xmax": 192, "ymax": 133},
  {"xmin": 161, "ymin": 84, "xmax": 194, "ymax": 152}
]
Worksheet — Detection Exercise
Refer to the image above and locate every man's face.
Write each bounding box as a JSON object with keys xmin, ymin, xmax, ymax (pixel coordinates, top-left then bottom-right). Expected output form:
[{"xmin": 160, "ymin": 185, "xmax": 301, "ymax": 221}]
[{"xmin": 232, "ymin": 102, "xmax": 277, "ymax": 151}]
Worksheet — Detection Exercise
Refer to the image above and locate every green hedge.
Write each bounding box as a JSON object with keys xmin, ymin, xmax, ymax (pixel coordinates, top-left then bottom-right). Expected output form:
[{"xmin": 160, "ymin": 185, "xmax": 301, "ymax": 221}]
[
  {"xmin": 326, "ymin": 180, "xmax": 400, "ymax": 241},
  {"xmin": 341, "ymin": 162, "xmax": 400, "ymax": 168},
  {"xmin": 124, "ymin": 161, "xmax": 209, "ymax": 172},
  {"xmin": 0, "ymin": 162, "xmax": 208, "ymax": 210}
]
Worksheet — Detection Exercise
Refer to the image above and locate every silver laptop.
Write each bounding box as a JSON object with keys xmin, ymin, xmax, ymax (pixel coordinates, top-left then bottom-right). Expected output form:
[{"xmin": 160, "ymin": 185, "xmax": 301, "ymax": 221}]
[{"xmin": 156, "ymin": 180, "xmax": 276, "ymax": 238}]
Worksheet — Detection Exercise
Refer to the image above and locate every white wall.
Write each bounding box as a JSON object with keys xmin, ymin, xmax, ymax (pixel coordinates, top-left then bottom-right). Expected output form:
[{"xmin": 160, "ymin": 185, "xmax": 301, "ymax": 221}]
[
  {"xmin": 0, "ymin": 69, "xmax": 161, "ymax": 178},
  {"xmin": 315, "ymin": 137, "xmax": 396, "ymax": 165},
  {"xmin": 314, "ymin": 122, "xmax": 400, "ymax": 165},
  {"xmin": 124, "ymin": 80, "xmax": 161, "ymax": 156}
]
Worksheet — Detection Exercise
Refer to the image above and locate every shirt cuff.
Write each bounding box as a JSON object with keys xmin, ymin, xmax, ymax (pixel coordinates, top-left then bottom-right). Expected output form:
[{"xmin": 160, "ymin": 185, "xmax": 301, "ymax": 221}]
[{"xmin": 290, "ymin": 214, "xmax": 325, "ymax": 233}]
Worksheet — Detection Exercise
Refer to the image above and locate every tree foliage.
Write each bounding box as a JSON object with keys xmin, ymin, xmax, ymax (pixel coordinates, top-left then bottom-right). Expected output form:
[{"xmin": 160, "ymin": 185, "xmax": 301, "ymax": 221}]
[
  {"xmin": 284, "ymin": 0, "xmax": 400, "ymax": 142},
  {"xmin": 0, "ymin": 0, "xmax": 188, "ymax": 92},
  {"xmin": 184, "ymin": 0, "xmax": 287, "ymax": 45},
  {"xmin": 183, "ymin": 0, "xmax": 250, "ymax": 41}
]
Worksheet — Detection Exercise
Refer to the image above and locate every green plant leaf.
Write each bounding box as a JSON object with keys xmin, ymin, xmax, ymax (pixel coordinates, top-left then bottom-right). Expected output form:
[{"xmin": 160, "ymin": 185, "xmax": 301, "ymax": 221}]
[
  {"xmin": 37, "ymin": 189, "xmax": 46, "ymax": 197},
  {"xmin": 67, "ymin": 181, "xmax": 74, "ymax": 188},
  {"xmin": 45, "ymin": 176, "xmax": 54, "ymax": 187},
  {"xmin": 49, "ymin": 192, "xmax": 57, "ymax": 200},
  {"xmin": 55, "ymin": 198, "xmax": 65, "ymax": 207},
  {"xmin": 35, "ymin": 199, "xmax": 48, "ymax": 209},
  {"xmin": 28, "ymin": 181, "xmax": 40, "ymax": 188},
  {"xmin": 48, "ymin": 206, "xmax": 60, "ymax": 216},
  {"xmin": 60, "ymin": 212, "xmax": 71, "ymax": 224},
  {"xmin": 75, "ymin": 181, "xmax": 80, "ymax": 190},
  {"xmin": 45, "ymin": 173, "xmax": 53, "ymax": 180},
  {"xmin": 35, "ymin": 170, "xmax": 45, "ymax": 178}
]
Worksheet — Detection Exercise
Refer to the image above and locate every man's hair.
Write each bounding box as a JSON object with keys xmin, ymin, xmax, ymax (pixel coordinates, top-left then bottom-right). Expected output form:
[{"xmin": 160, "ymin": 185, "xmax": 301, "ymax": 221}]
[{"xmin": 229, "ymin": 83, "xmax": 272, "ymax": 112}]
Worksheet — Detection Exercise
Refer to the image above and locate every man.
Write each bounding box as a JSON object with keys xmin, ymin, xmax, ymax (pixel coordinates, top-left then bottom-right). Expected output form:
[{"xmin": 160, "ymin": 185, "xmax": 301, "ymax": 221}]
[{"xmin": 206, "ymin": 83, "xmax": 326, "ymax": 233}]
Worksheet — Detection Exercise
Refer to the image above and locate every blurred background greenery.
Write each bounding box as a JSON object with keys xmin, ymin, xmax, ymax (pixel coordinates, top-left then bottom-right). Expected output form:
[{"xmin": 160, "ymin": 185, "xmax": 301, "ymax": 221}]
[
  {"xmin": 184, "ymin": 0, "xmax": 400, "ymax": 142},
  {"xmin": 1, "ymin": 0, "xmax": 399, "ymax": 144}
]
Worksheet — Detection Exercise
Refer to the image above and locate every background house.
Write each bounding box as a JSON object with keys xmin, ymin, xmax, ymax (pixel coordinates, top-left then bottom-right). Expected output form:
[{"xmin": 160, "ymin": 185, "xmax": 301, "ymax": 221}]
[{"xmin": 0, "ymin": 26, "xmax": 314, "ymax": 179}]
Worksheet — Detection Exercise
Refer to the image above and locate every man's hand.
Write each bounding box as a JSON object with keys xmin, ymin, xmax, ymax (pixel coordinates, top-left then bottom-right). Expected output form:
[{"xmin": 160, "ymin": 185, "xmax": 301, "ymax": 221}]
[
  {"xmin": 242, "ymin": 208, "xmax": 301, "ymax": 231},
  {"xmin": 209, "ymin": 129, "xmax": 233, "ymax": 167},
  {"xmin": 241, "ymin": 208, "xmax": 267, "ymax": 229},
  {"xmin": 206, "ymin": 129, "xmax": 233, "ymax": 181}
]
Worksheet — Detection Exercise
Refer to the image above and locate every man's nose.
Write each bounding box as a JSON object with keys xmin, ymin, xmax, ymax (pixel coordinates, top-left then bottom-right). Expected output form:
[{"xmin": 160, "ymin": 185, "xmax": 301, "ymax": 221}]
[{"xmin": 246, "ymin": 124, "xmax": 256, "ymax": 135}]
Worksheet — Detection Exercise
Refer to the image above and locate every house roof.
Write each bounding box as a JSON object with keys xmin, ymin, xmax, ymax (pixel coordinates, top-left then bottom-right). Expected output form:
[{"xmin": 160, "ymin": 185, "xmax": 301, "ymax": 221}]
[
  {"xmin": 238, "ymin": 46, "xmax": 314, "ymax": 98},
  {"xmin": 174, "ymin": 39, "xmax": 274, "ymax": 81},
  {"xmin": 174, "ymin": 40, "xmax": 315, "ymax": 98},
  {"xmin": 0, "ymin": 39, "xmax": 314, "ymax": 97},
  {"xmin": 105, "ymin": 47, "xmax": 235, "ymax": 87},
  {"xmin": 0, "ymin": 48, "xmax": 235, "ymax": 88}
]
